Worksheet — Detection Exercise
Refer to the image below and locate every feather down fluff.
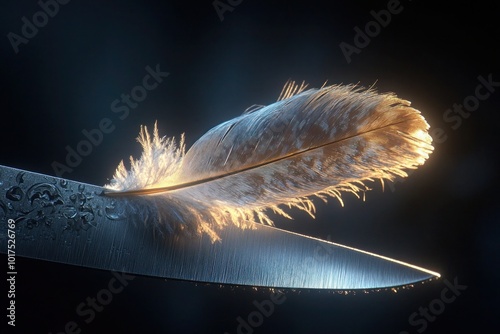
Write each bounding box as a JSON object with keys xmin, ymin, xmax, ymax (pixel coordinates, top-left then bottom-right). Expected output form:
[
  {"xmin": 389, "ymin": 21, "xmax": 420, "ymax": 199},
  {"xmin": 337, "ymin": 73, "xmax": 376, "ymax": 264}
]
[{"xmin": 105, "ymin": 82, "xmax": 433, "ymax": 241}]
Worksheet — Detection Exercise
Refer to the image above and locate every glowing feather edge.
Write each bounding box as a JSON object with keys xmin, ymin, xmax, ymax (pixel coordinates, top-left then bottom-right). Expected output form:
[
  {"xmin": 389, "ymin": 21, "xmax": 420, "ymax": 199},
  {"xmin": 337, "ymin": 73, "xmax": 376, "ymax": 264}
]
[{"xmin": 104, "ymin": 82, "xmax": 433, "ymax": 242}]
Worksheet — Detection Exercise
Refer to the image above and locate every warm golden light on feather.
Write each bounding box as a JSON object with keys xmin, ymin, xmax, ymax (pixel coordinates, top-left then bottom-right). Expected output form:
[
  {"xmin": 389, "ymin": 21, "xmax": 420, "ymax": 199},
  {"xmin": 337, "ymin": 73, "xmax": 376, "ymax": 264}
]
[{"xmin": 105, "ymin": 82, "xmax": 434, "ymax": 241}]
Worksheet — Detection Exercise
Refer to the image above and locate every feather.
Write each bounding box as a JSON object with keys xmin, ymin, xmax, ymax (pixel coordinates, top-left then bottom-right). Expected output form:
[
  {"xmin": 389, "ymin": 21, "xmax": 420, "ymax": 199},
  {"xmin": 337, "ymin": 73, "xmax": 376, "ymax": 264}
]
[{"xmin": 104, "ymin": 81, "xmax": 434, "ymax": 242}]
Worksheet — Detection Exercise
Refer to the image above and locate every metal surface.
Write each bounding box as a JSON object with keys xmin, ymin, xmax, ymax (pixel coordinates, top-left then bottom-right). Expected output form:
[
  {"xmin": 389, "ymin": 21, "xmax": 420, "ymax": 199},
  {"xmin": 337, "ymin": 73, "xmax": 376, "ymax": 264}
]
[{"xmin": 0, "ymin": 165, "xmax": 439, "ymax": 290}]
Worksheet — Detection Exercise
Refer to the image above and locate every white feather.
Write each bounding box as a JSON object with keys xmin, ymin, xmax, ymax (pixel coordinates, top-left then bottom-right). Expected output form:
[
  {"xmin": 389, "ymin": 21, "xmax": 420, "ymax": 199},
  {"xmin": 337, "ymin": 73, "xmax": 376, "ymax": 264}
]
[{"xmin": 105, "ymin": 82, "xmax": 433, "ymax": 242}]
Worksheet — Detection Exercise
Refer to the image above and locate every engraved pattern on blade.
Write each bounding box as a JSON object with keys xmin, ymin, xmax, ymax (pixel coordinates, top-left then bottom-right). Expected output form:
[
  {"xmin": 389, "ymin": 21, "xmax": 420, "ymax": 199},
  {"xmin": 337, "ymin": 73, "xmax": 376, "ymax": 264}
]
[{"xmin": 0, "ymin": 167, "xmax": 124, "ymax": 245}]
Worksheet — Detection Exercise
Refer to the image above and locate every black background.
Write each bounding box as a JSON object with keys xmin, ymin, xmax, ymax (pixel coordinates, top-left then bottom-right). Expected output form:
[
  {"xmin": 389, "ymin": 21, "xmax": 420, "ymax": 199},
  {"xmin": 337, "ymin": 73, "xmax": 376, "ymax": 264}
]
[{"xmin": 1, "ymin": 0, "xmax": 499, "ymax": 333}]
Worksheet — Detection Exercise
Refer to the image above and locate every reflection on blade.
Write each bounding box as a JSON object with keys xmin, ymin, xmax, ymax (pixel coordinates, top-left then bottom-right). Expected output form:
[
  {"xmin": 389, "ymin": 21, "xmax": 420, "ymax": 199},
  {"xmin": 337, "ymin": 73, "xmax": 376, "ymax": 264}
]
[{"xmin": 0, "ymin": 165, "xmax": 439, "ymax": 290}]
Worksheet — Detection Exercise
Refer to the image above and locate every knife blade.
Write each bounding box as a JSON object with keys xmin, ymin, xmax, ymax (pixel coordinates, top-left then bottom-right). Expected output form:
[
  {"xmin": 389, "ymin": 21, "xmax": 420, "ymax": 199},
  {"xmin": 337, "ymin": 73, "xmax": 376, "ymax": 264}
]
[{"xmin": 0, "ymin": 164, "xmax": 439, "ymax": 290}]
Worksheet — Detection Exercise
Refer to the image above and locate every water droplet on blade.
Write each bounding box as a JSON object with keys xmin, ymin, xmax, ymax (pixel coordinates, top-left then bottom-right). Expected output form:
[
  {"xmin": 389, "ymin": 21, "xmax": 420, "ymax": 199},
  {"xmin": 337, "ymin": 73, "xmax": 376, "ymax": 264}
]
[
  {"xmin": 105, "ymin": 204, "xmax": 126, "ymax": 220},
  {"xmin": 16, "ymin": 172, "xmax": 25, "ymax": 184},
  {"xmin": 62, "ymin": 206, "xmax": 78, "ymax": 219}
]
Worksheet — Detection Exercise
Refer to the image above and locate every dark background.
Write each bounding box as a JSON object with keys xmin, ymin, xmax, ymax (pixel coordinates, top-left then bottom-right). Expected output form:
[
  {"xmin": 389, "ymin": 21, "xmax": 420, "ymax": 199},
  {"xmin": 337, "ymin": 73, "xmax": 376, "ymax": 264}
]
[{"xmin": 1, "ymin": 0, "xmax": 499, "ymax": 333}]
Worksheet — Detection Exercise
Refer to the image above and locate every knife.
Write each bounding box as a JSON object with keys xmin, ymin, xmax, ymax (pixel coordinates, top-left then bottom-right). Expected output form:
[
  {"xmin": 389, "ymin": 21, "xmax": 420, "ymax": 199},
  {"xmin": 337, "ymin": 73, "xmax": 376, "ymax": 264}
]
[{"xmin": 0, "ymin": 164, "xmax": 439, "ymax": 290}]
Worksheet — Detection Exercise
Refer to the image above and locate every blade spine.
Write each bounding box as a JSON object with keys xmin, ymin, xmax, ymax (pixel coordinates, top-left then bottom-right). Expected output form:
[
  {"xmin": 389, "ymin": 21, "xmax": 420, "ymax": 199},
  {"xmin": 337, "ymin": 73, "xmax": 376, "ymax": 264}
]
[{"xmin": 0, "ymin": 164, "xmax": 106, "ymax": 190}]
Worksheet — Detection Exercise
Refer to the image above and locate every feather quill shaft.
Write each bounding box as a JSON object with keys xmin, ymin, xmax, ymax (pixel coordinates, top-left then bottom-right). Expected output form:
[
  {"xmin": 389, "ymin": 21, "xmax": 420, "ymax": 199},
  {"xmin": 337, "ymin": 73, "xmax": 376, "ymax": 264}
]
[{"xmin": 105, "ymin": 82, "xmax": 433, "ymax": 241}]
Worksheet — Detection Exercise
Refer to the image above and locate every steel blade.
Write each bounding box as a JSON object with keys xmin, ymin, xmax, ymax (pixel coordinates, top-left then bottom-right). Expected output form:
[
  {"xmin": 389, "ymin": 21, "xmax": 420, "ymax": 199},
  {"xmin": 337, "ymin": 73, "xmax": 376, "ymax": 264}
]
[{"xmin": 0, "ymin": 165, "xmax": 439, "ymax": 290}]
